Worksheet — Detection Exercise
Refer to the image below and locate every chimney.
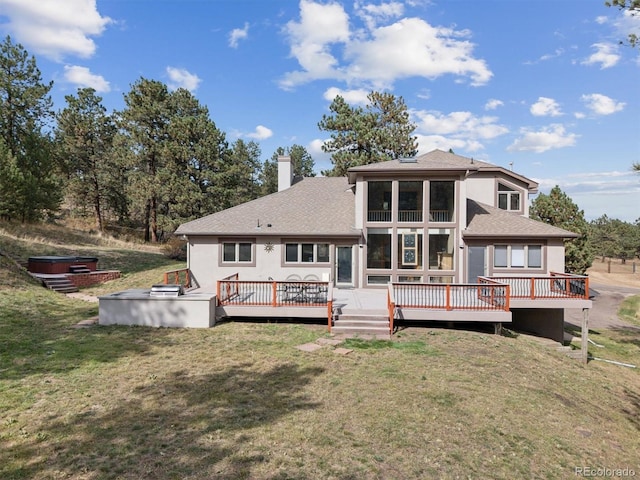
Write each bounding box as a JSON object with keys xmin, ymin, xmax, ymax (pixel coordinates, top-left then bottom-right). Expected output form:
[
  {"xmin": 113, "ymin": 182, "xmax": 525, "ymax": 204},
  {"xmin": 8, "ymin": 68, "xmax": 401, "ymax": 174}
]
[{"xmin": 278, "ymin": 155, "xmax": 293, "ymax": 192}]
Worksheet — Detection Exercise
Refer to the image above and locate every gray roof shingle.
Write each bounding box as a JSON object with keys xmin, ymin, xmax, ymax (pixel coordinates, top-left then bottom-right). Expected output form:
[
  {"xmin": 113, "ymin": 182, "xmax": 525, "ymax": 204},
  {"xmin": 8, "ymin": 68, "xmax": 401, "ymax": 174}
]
[
  {"xmin": 175, "ymin": 176, "xmax": 359, "ymax": 237},
  {"xmin": 464, "ymin": 200, "xmax": 579, "ymax": 239},
  {"xmin": 347, "ymin": 149, "xmax": 538, "ymax": 190}
]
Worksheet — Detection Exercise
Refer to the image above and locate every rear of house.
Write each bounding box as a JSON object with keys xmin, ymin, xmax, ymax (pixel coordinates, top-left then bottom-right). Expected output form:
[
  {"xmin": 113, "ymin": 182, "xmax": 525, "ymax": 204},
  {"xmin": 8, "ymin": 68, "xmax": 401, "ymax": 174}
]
[{"xmin": 176, "ymin": 150, "xmax": 576, "ymax": 290}]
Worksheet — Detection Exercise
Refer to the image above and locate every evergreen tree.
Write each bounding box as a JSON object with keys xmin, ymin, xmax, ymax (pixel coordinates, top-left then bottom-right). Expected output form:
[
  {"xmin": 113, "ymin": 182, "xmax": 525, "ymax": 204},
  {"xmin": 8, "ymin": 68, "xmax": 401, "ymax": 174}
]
[
  {"xmin": 590, "ymin": 215, "xmax": 640, "ymax": 262},
  {"xmin": 530, "ymin": 186, "xmax": 594, "ymax": 274},
  {"xmin": 56, "ymin": 88, "xmax": 118, "ymax": 231},
  {"xmin": 162, "ymin": 88, "xmax": 229, "ymax": 229},
  {"xmin": 318, "ymin": 91, "xmax": 417, "ymax": 176},
  {"xmin": 116, "ymin": 78, "xmax": 171, "ymax": 242},
  {"xmin": 117, "ymin": 81, "xmax": 231, "ymax": 240},
  {"xmin": 261, "ymin": 144, "xmax": 316, "ymax": 195},
  {"xmin": 0, "ymin": 36, "xmax": 60, "ymax": 221},
  {"xmin": 220, "ymin": 139, "xmax": 262, "ymax": 207}
]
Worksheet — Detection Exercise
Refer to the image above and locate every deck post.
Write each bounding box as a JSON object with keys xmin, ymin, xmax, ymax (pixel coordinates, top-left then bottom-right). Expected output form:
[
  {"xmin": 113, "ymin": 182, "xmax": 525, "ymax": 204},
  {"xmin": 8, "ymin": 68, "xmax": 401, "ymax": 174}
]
[
  {"xmin": 581, "ymin": 308, "xmax": 589, "ymax": 364},
  {"xmin": 530, "ymin": 277, "xmax": 535, "ymax": 299},
  {"xmin": 163, "ymin": 272, "xmax": 169, "ymax": 284},
  {"xmin": 272, "ymin": 281, "xmax": 278, "ymax": 307}
]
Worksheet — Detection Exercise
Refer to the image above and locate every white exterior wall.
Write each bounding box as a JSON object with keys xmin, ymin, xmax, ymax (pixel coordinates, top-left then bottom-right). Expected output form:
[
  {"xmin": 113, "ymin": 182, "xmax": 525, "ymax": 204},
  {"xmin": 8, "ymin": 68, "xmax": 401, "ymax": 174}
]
[
  {"xmin": 188, "ymin": 235, "xmax": 344, "ymax": 292},
  {"xmin": 277, "ymin": 156, "xmax": 292, "ymax": 192},
  {"xmin": 354, "ymin": 179, "xmax": 364, "ymax": 229},
  {"xmin": 546, "ymin": 238, "xmax": 567, "ymax": 273},
  {"xmin": 465, "ymin": 175, "xmax": 496, "ymax": 206},
  {"xmin": 456, "ymin": 174, "xmax": 467, "ymax": 282},
  {"xmin": 99, "ymin": 291, "xmax": 216, "ymax": 328}
]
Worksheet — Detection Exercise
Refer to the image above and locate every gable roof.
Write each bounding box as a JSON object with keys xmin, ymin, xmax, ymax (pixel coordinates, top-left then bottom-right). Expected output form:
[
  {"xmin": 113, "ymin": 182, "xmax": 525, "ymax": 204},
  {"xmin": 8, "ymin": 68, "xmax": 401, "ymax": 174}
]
[
  {"xmin": 464, "ymin": 200, "xmax": 579, "ymax": 239},
  {"xmin": 347, "ymin": 149, "xmax": 538, "ymax": 192},
  {"xmin": 175, "ymin": 176, "xmax": 359, "ymax": 237}
]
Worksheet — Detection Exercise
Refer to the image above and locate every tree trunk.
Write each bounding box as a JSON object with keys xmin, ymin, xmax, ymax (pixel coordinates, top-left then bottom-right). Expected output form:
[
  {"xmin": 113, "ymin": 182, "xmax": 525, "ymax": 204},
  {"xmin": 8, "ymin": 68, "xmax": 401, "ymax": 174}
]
[
  {"xmin": 92, "ymin": 175, "xmax": 103, "ymax": 232},
  {"xmin": 150, "ymin": 195, "xmax": 158, "ymax": 243},
  {"xmin": 143, "ymin": 199, "xmax": 151, "ymax": 243}
]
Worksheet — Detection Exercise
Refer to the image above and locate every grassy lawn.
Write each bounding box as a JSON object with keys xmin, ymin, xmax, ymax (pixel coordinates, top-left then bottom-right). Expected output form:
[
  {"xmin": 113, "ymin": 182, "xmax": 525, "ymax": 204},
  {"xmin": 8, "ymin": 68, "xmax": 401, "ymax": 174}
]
[{"xmin": 1, "ymin": 223, "xmax": 639, "ymax": 479}]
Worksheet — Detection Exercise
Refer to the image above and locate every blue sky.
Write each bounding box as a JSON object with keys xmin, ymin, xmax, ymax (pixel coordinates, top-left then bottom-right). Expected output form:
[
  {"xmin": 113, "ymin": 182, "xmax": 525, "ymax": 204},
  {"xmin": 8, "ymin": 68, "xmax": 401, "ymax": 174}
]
[{"xmin": 0, "ymin": 0, "xmax": 638, "ymax": 221}]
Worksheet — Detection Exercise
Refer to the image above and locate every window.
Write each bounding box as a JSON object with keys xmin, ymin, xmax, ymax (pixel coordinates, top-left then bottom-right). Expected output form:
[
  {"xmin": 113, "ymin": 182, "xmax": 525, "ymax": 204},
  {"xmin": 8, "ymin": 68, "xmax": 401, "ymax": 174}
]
[
  {"xmin": 399, "ymin": 275, "xmax": 423, "ymax": 283},
  {"xmin": 528, "ymin": 245, "xmax": 542, "ymax": 268},
  {"xmin": 367, "ymin": 230, "xmax": 392, "ymax": 269},
  {"xmin": 429, "ymin": 276, "xmax": 454, "ymax": 284},
  {"xmin": 428, "ymin": 229, "xmax": 454, "ymax": 270},
  {"xmin": 397, "ymin": 231, "xmax": 423, "ymax": 269},
  {"xmin": 398, "ymin": 181, "xmax": 423, "ymax": 222},
  {"xmin": 367, "ymin": 181, "xmax": 393, "ymax": 222},
  {"xmin": 222, "ymin": 242, "xmax": 253, "ymax": 263},
  {"xmin": 429, "ymin": 181, "xmax": 455, "ymax": 222},
  {"xmin": 498, "ymin": 183, "xmax": 521, "ymax": 211},
  {"xmin": 367, "ymin": 275, "xmax": 391, "ymax": 285},
  {"xmin": 494, "ymin": 245, "xmax": 543, "ymax": 268},
  {"xmin": 284, "ymin": 243, "xmax": 330, "ymax": 263}
]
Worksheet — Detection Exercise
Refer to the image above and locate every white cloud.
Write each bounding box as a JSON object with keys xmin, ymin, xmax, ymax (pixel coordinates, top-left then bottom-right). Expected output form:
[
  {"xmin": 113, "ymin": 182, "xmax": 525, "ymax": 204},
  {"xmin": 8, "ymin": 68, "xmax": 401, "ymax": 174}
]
[
  {"xmin": 229, "ymin": 22, "xmax": 249, "ymax": 48},
  {"xmin": 411, "ymin": 109, "xmax": 508, "ymax": 154},
  {"xmin": 413, "ymin": 110, "xmax": 508, "ymax": 139},
  {"xmin": 280, "ymin": 0, "xmax": 351, "ymax": 89},
  {"xmin": 354, "ymin": 1, "xmax": 404, "ymax": 30},
  {"xmin": 246, "ymin": 125, "xmax": 273, "ymax": 140},
  {"xmin": 507, "ymin": 124, "xmax": 578, "ymax": 153},
  {"xmin": 609, "ymin": 8, "xmax": 640, "ymax": 46},
  {"xmin": 0, "ymin": 0, "xmax": 112, "ymax": 60},
  {"xmin": 484, "ymin": 99, "xmax": 503, "ymax": 110},
  {"xmin": 323, "ymin": 87, "xmax": 370, "ymax": 104},
  {"xmin": 166, "ymin": 67, "xmax": 201, "ymax": 92},
  {"xmin": 580, "ymin": 93, "xmax": 625, "ymax": 115},
  {"xmin": 344, "ymin": 17, "xmax": 492, "ymax": 89},
  {"xmin": 280, "ymin": 0, "xmax": 492, "ymax": 90},
  {"xmin": 63, "ymin": 65, "xmax": 110, "ymax": 92},
  {"xmin": 415, "ymin": 134, "xmax": 470, "ymax": 155},
  {"xmin": 530, "ymin": 97, "xmax": 563, "ymax": 117},
  {"xmin": 533, "ymin": 170, "xmax": 640, "ymax": 221},
  {"xmin": 582, "ymin": 43, "xmax": 620, "ymax": 69},
  {"xmin": 307, "ymin": 138, "xmax": 332, "ymax": 172}
]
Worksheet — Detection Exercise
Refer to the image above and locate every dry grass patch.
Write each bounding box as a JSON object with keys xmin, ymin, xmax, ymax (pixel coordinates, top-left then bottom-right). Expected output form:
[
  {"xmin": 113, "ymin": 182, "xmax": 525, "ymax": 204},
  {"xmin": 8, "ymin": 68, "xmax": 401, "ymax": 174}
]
[
  {"xmin": 2, "ymin": 311, "xmax": 639, "ymax": 479},
  {"xmin": 1, "ymin": 224, "xmax": 639, "ymax": 478}
]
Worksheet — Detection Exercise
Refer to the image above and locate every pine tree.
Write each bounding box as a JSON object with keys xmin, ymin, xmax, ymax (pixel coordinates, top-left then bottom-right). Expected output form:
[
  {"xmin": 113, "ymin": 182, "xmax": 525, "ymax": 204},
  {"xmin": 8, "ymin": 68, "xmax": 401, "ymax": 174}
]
[
  {"xmin": 530, "ymin": 186, "xmax": 594, "ymax": 274},
  {"xmin": 56, "ymin": 88, "xmax": 118, "ymax": 231},
  {"xmin": 0, "ymin": 36, "xmax": 60, "ymax": 221},
  {"xmin": 318, "ymin": 91, "xmax": 417, "ymax": 176}
]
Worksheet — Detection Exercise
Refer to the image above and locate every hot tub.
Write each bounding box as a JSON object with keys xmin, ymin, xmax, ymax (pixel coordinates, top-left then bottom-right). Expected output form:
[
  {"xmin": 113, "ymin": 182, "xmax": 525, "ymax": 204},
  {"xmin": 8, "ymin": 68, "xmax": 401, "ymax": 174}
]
[{"xmin": 27, "ymin": 256, "xmax": 99, "ymax": 274}]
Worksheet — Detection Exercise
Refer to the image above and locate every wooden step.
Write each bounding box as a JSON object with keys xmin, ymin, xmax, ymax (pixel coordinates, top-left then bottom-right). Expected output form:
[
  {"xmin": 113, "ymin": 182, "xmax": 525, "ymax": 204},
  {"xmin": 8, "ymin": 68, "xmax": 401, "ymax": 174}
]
[
  {"xmin": 332, "ymin": 309, "xmax": 390, "ymax": 338},
  {"xmin": 41, "ymin": 275, "xmax": 78, "ymax": 293},
  {"xmin": 69, "ymin": 264, "xmax": 91, "ymax": 274}
]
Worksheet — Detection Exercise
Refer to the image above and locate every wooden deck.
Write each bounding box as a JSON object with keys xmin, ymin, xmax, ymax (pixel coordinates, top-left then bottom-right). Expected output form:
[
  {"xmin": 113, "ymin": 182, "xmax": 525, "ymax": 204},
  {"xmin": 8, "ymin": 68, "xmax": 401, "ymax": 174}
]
[{"xmin": 167, "ymin": 270, "xmax": 592, "ymax": 362}]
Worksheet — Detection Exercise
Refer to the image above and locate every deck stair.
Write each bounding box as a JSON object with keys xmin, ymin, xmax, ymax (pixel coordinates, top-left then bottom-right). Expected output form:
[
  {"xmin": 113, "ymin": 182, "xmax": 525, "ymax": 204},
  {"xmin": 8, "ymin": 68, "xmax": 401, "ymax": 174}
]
[
  {"xmin": 332, "ymin": 308, "xmax": 390, "ymax": 339},
  {"xmin": 69, "ymin": 264, "xmax": 91, "ymax": 274},
  {"xmin": 40, "ymin": 275, "xmax": 79, "ymax": 293}
]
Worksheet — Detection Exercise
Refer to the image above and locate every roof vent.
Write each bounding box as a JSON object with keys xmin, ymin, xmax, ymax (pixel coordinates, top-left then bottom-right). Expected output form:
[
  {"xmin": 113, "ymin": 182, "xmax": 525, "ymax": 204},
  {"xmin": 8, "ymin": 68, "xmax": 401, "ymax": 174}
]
[{"xmin": 399, "ymin": 157, "xmax": 417, "ymax": 163}]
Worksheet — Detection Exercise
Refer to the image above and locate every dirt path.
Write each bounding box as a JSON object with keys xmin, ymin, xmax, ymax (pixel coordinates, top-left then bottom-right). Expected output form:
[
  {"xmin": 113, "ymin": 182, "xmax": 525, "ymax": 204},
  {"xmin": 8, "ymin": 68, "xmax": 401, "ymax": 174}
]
[{"xmin": 565, "ymin": 282, "xmax": 640, "ymax": 331}]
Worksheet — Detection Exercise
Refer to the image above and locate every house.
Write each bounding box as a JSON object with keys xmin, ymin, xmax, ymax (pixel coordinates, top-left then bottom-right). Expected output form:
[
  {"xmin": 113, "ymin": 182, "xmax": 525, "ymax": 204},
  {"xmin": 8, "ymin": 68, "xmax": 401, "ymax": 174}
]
[
  {"xmin": 175, "ymin": 149, "xmax": 577, "ymax": 290},
  {"xmin": 101, "ymin": 149, "xmax": 591, "ymax": 355}
]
